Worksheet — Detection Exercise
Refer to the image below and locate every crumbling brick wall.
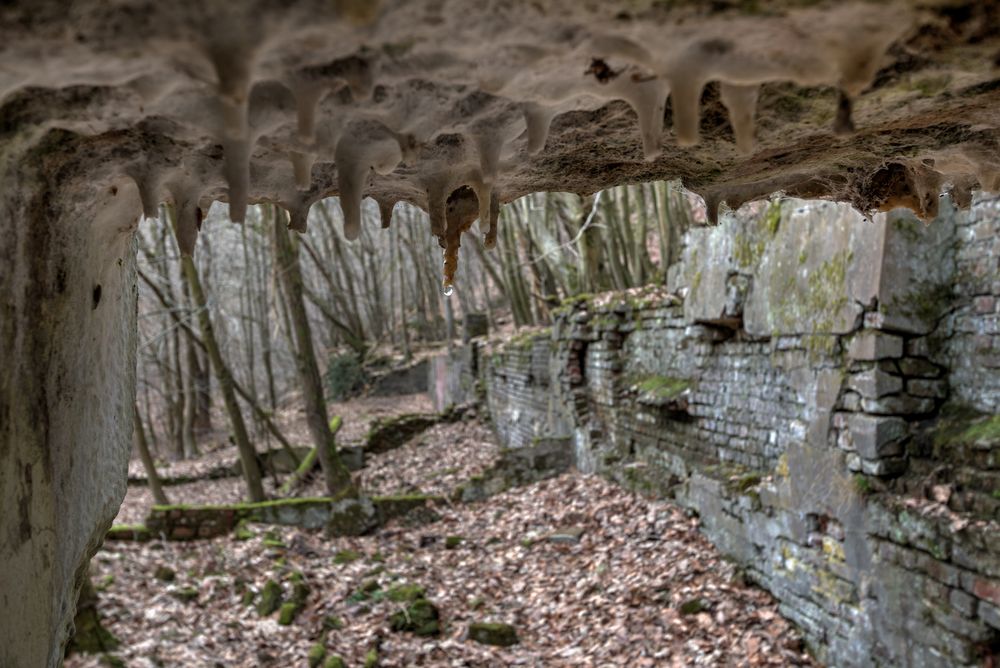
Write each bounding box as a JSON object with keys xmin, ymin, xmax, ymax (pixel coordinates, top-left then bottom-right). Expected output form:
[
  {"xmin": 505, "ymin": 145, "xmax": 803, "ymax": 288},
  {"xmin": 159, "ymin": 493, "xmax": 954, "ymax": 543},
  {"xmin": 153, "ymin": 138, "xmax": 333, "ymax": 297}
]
[{"xmin": 452, "ymin": 196, "xmax": 1000, "ymax": 667}]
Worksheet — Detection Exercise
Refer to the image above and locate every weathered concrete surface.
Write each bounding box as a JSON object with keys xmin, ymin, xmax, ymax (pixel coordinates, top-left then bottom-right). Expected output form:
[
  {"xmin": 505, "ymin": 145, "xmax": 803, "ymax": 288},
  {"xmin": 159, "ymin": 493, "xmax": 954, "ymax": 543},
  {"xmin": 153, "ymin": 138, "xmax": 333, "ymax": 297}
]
[
  {"xmin": 0, "ymin": 141, "xmax": 141, "ymax": 666},
  {"xmin": 1, "ymin": 1, "xmax": 999, "ymax": 251}
]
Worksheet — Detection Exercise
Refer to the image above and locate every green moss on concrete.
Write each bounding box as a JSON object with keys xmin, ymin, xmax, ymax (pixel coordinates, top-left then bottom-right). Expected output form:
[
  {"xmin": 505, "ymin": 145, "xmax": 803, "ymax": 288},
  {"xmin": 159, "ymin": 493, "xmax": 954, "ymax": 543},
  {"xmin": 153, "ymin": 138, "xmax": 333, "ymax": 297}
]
[
  {"xmin": 960, "ymin": 414, "xmax": 1000, "ymax": 443},
  {"xmin": 731, "ymin": 473, "xmax": 763, "ymax": 493},
  {"xmin": 893, "ymin": 282, "xmax": 953, "ymax": 327},
  {"xmin": 326, "ymin": 499, "xmax": 377, "ymax": 537},
  {"xmin": 933, "ymin": 408, "xmax": 1000, "ymax": 449},
  {"xmin": 106, "ymin": 524, "xmax": 151, "ymax": 541},
  {"xmin": 763, "ymin": 199, "xmax": 782, "ymax": 236},
  {"xmin": 853, "ymin": 474, "xmax": 873, "ymax": 496},
  {"xmin": 467, "ymin": 622, "xmax": 519, "ymax": 646},
  {"xmin": 67, "ymin": 578, "xmax": 119, "ymax": 655},
  {"xmin": 630, "ymin": 374, "xmax": 691, "ymax": 400},
  {"xmin": 151, "ymin": 496, "xmax": 337, "ymax": 514}
]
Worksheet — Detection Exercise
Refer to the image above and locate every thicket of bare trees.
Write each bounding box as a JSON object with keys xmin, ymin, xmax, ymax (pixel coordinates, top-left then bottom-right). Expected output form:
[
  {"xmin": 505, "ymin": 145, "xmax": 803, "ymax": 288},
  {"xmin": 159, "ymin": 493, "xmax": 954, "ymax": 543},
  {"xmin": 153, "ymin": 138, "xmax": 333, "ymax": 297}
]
[{"xmin": 134, "ymin": 182, "xmax": 693, "ymax": 498}]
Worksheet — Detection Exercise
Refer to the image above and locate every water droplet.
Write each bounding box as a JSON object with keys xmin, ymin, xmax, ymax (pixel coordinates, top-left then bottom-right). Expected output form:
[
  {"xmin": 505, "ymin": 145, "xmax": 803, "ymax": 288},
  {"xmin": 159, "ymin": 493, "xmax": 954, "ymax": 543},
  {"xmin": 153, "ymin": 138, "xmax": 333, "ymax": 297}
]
[{"xmin": 443, "ymin": 283, "xmax": 455, "ymax": 297}]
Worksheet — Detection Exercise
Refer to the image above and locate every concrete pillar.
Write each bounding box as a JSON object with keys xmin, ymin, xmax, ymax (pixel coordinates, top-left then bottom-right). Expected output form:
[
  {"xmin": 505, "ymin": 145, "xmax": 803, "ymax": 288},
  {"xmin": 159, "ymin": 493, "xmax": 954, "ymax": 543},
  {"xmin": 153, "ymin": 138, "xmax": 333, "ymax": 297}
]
[{"xmin": 0, "ymin": 140, "xmax": 140, "ymax": 666}]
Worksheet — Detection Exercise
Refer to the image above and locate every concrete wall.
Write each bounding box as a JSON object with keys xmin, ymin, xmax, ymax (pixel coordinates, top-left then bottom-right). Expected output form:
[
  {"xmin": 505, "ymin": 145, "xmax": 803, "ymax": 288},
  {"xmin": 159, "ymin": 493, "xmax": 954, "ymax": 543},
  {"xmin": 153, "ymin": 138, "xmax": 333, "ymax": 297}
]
[
  {"xmin": 0, "ymin": 142, "xmax": 141, "ymax": 666},
  {"xmin": 441, "ymin": 196, "xmax": 1000, "ymax": 666}
]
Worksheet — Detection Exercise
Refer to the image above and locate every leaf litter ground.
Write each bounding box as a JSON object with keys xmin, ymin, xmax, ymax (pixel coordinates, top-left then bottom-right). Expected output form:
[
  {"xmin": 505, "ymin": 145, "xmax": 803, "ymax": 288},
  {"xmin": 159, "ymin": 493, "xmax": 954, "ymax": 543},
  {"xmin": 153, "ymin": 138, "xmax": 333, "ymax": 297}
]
[{"xmin": 75, "ymin": 408, "xmax": 816, "ymax": 667}]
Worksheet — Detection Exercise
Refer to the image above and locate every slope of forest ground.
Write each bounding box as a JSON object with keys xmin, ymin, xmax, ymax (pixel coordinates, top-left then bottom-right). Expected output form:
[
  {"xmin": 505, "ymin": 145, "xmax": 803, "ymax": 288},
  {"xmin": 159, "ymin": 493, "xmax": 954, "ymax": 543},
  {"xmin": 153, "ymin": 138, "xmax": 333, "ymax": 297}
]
[{"xmin": 71, "ymin": 395, "xmax": 816, "ymax": 667}]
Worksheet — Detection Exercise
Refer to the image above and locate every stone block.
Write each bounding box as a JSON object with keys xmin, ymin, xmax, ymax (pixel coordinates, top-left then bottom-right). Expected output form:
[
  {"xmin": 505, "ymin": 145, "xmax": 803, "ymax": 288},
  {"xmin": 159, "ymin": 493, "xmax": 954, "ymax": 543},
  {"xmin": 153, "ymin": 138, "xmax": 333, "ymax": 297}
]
[
  {"xmin": 981, "ymin": 602, "xmax": 1000, "ymax": 630},
  {"xmin": 848, "ymin": 414, "xmax": 907, "ymax": 459},
  {"xmin": 860, "ymin": 457, "xmax": 907, "ymax": 477},
  {"xmin": 907, "ymin": 337, "xmax": 931, "ymax": 357},
  {"xmin": 847, "ymin": 368, "xmax": 903, "ymax": 399},
  {"xmin": 898, "ymin": 357, "xmax": 942, "ymax": 378},
  {"xmin": 848, "ymin": 331, "xmax": 903, "ymax": 361},
  {"xmin": 949, "ymin": 588, "xmax": 977, "ymax": 618},
  {"xmin": 861, "ymin": 395, "xmax": 937, "ymax": 416},
  {"xmin": 906, "ymin": 378, "xmax": 948, "ymax": 399}
]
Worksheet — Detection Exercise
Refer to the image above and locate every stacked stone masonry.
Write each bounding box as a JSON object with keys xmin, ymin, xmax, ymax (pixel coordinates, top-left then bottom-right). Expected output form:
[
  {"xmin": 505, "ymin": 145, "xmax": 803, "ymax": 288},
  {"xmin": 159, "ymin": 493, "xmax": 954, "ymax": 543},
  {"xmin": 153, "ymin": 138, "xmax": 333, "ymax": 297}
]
[{"xmin": 435, "ymin": 196, "xmax": 1000, "ymax": 666}]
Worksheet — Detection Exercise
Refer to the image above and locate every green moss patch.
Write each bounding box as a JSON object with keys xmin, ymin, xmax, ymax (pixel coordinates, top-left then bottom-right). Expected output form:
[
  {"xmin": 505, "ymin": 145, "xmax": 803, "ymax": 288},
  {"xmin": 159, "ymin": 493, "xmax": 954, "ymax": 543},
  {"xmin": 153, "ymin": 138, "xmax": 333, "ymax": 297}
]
[
  {"xmin": 105, "ymin": 524, "xmax": 151, "ymax": 541},
  {"xmin": 386, "ymin": 583, "xmax": 425, "ymax": 603},
  {"xmin": 307, "ymin": 644, "xmax": 327, "ymax": 668},
  {"xmin": 388, "ymin": 598, "xmax": 441, "ymax": 636},
  {"xmin": 256, "ymin": 579, "xmax": 283, "ymax": 616},
  {"xmin": 629, "ymin": 374, "xmax": 691, "ymax": 400},
  {"xmin": 467, "ymin": 622, "xmax": 519, "ymax": 647},
  {"xmin": 333, "ymin": 549, "xmax": 362, "ymax": 565},
  {"xmin": 678, "ymin": 598, "xmax": 709, "ymax": 615},
  {"xmin": 324, "ymin": 655, "xmax": 347, "ymax": 668}
]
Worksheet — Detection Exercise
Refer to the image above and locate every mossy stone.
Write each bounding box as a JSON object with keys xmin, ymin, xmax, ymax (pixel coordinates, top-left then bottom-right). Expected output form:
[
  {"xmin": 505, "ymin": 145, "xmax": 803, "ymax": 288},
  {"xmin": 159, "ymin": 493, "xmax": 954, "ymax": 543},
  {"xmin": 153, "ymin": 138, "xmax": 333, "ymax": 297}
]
[
  {"xmin": 67, "ymin": 578, "xmax": 119, "ymax": 655},
  {"xmin": 277, "ymin": 601, "xmax": 300, "ymax": 625},
  {"xmin": 307, "ymin": 644, "xmax": 326, "ymax": 668},
  {"xmin": 326, "ymin": 498, "xmax": 378, "ymax": 537},
  {"xmin": 99, "ymin": 655, "xmax": 126, "ymax": 668},
  {"xmin": 263, "ymin": 530, "xmax": 286, "ymax": 549},
  {"xmin": 349, "ymin": 578, "xmax": 381, "ymax": 603},
  {"xmin": 467, "ymin": 621, "xmax": 519, "ymax": 647},
  {"xmin": 257, "ymin": 579, "xmax": 283, "ymax": 616},
  {"xmin": 333, "ymin": 549, "xmax": 362, "ymax": 564},
  {"xmin": 389, "ymin": 599, "xmax": 441, "ymax": 636},
  {"xmin": 234, "ymin": 519, "xmax": 253, "ymax": 541},
  {"xmin": 678, "ymin": 598, "xmax": 708, "ymax": 615},
  {"xmin": 170, "ymin": 586, "xmax": 199, "ymax": 603},
  {"xmin": 386, "ymin": 583, "xmax": 425, "ymax": 603},
  {"xmin": 324, "ymin": 655, "xmax": 347, "ymax": 668}
]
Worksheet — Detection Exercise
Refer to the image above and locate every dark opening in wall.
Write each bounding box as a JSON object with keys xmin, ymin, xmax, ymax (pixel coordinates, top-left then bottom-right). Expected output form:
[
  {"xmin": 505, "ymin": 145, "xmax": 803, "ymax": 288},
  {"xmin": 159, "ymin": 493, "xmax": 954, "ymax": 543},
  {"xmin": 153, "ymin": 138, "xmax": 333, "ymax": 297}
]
[{"xmin": 92, "ymin": 284, "xmax": 102, "ymax": 310}]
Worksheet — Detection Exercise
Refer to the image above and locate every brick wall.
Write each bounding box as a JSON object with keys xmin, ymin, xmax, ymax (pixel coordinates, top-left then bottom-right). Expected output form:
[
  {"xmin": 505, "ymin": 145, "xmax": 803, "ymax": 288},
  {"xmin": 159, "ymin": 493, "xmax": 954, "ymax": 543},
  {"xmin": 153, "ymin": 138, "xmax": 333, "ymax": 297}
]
[{"xmin": 458, "ymin": 195, "xmax": 1000, "ymax": 667}]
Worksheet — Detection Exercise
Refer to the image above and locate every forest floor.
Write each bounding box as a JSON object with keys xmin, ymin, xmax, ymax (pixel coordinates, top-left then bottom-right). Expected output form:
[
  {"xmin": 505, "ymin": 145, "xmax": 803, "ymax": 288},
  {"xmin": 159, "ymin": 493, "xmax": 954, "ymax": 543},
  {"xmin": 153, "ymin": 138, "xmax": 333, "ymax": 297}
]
[{"xmin": 70, "ymin": 394, "xmax": 817, "ymax": 668}]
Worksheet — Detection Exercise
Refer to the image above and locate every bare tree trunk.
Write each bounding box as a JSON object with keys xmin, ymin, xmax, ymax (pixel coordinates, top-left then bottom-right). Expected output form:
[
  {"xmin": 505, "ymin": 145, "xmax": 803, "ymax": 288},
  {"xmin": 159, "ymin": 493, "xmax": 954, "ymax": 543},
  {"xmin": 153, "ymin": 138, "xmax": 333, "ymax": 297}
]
[
  {"xmin": 134, "ymin": 405, "xmax": 169, "ymax": 505},
  {"xmin": 272, "ymin": 207, "xmax": 355, "ymax": 497},
  {"xmin": 178, "ymin": 240, "xmax": 265, "ymax": 502},
  {"xmin": 191, "ymin": 346, "xmax": 212, "ymax": 437}
]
